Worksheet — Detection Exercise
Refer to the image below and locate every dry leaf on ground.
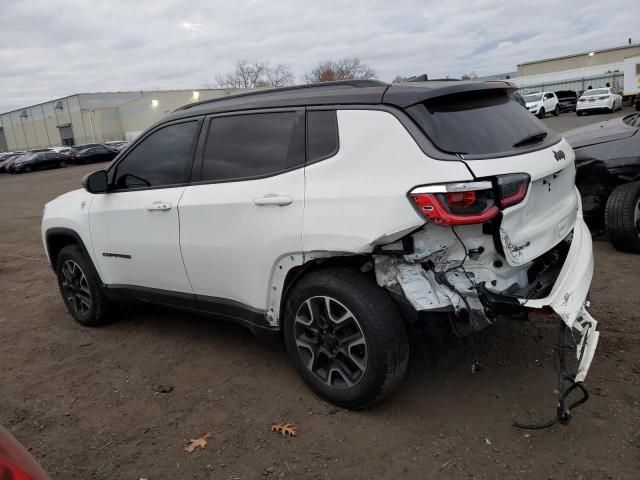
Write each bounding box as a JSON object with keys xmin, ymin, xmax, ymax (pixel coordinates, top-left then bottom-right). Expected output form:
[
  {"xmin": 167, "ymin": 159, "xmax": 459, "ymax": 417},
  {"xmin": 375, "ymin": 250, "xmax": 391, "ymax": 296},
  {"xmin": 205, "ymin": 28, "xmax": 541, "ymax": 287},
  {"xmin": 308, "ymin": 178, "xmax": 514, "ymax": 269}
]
[
  {"xmin": 184, "ymin": 432, "xmax": 211, "ymax": 453},
  {"xmin": 271, "ymin": 423, "xmax": 297, "ymax": 437}
]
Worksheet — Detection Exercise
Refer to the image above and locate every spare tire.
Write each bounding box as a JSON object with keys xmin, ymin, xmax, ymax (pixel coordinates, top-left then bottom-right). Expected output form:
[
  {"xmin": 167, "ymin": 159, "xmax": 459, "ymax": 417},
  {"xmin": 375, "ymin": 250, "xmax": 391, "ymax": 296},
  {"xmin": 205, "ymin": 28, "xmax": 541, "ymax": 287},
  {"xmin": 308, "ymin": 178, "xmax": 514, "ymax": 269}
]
[{"xmin": 604, "ymin": 181, "xmax": 640, "ymax": 253}]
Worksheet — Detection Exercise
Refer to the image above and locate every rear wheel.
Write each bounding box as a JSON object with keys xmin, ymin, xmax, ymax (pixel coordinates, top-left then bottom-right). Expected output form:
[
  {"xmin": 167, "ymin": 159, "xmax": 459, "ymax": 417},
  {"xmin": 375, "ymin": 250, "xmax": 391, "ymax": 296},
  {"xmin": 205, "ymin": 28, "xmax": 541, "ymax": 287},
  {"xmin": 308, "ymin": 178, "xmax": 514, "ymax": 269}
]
[
  {"xmin": 56, "ymin": 245, "xmax": 114, "ymax": 325},
  {"xmin": 24, "ymin": 166, "xmax": 33, "ymax": 173},
  {"xmin": 283, "ymin": 268, "xmax": 409, "ymax": 409},
  {"xmin": 576, "ymin": 110, "xmax": 583, "ymax": 116},
  {"xmin": 553, "ymin": 105, "xmax": 560, "ymax": 116},
  {"xmin": 605, "ymin": 181, "xmax": 640, "ymax": 253},
  {"xmin": 59, "ymin": 160, "xmax": 67, "ymax": 168},
  {"xmin": 537, "ymin": 108, "xmax": 545, "ymax": 119}
]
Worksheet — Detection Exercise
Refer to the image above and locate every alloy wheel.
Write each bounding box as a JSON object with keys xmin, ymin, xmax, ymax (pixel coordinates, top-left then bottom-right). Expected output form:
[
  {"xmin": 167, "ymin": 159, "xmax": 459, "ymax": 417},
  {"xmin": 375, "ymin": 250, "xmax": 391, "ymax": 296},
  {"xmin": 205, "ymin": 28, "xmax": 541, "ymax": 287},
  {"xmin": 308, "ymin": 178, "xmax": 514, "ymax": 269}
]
[
  {"xmin": 60, "ymin": 260, "xmax": 92, "ymax": 316},
  {"xmin": 293, "ymin": 296, "xmax": 367, "ymax": 389}
]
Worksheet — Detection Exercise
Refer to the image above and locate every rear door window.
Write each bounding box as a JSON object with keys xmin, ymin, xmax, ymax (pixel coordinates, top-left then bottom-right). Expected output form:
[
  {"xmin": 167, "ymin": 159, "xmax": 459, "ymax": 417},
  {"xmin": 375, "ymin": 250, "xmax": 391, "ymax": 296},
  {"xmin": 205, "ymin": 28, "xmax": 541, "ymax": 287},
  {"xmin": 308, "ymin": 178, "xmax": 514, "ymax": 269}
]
[
  {"xmin": 201, "ymin": 111, "xmax": 304, "ymax": 181},
  {"xmin": 407, "ymin": 90, "xmax": 558, "ymax": 158}
]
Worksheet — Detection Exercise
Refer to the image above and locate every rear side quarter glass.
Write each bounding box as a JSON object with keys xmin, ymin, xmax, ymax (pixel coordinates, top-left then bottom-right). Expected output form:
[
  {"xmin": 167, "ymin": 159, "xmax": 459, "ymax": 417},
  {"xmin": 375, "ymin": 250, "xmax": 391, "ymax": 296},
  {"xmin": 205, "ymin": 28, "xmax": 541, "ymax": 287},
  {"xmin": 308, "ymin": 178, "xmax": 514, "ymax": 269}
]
[{"xmin": 307, "ymin": 110, "xmax": 339, "ymax": 164}]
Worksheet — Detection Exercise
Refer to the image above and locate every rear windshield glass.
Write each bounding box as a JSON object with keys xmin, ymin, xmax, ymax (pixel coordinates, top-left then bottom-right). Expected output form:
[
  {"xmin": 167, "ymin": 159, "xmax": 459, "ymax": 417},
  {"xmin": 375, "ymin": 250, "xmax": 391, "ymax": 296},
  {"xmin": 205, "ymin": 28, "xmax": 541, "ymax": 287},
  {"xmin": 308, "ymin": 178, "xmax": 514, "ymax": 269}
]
[
  {"xmin": 408, "ymin": 90, "xmax": 557, "ymax": 156},
  {"xmin": 582, "ymin": 89, "xmax": 609, "ymax": 96},
  {"xmin": 523, "ymin": 93, "xmax": 543, "ymax": 102}
]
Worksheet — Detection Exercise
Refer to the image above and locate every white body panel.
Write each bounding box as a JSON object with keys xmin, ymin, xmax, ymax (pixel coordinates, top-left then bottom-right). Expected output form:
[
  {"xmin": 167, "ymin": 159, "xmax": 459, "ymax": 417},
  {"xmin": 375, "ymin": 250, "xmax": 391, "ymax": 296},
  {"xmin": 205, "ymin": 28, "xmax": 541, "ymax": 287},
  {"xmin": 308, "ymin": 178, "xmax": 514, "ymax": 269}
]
[
  {"xmin": 464, "ymin": 138, "xmax": 578, "ymax": 266},
  {"xmin": 41, "ymin": 189, "xmax": 96, "ymax": 267},
  {"xmin": 89, "ymin": 187, "xmax": 193, "ymax": 293},
  {"xmin": 303, "ymin": 110, "xmax": 472, "ymax": 253},
  {"xmin": 178, "ymin": 169, "xmax": 305, "ymax": 309}
]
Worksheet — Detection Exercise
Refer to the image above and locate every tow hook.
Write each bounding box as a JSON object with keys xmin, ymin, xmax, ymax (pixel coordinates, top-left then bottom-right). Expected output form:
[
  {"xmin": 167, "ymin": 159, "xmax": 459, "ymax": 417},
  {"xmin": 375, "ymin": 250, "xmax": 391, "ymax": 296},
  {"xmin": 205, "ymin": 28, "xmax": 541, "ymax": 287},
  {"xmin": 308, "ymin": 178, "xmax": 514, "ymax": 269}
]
[{"xmin": 513, "ymin": 321, "xmax": 590, "ymax": 429}]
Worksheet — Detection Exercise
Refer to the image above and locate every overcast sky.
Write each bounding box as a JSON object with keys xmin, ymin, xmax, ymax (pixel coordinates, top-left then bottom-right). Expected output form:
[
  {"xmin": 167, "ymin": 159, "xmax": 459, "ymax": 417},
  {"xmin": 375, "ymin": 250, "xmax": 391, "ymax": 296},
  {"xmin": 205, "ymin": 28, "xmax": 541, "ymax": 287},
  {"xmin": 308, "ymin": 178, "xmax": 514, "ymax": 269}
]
[{"xmin": 0, "ymin": 0, "xmax": 637, "ymax": 112}]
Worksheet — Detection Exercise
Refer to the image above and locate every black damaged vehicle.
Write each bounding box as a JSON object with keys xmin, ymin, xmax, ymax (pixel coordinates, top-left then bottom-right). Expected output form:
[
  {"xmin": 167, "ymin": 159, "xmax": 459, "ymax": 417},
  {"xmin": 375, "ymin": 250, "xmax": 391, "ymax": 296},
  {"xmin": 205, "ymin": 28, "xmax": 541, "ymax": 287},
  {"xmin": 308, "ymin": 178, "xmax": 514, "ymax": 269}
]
[{"xmin": 566, "ymin": 112, "xmax": 640, "ymax": 253}]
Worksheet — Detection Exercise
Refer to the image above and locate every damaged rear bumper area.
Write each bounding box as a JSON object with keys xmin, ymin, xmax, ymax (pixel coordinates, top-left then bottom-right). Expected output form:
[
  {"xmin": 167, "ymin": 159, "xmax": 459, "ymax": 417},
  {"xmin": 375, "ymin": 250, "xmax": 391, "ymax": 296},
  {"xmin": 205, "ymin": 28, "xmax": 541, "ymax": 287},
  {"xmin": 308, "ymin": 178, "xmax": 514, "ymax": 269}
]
[{"xmin": 374, "ymin": 214, "xmax": 600, "ymax": 385}]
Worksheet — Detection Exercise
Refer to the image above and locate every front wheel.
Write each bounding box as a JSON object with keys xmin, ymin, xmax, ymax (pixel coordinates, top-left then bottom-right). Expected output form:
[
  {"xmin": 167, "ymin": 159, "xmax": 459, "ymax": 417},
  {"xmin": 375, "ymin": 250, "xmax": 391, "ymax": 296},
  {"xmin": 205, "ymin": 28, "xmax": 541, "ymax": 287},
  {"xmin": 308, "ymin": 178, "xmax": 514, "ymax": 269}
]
[
  {"xmin": 283, "ymin": 268, "xmax": 409, "ymax": 409},
  {"xmin": 553, "ymin": 105, "xmax": 560, "ymax": 116},
  {"xmin": 537, "ymin": 108, "xmax": 545, "ymax": 119},
  {"xmin": 56, "ymin": 245, "xmax": 114, "ymax": 325},
  {"xmin": 605, "ymin": 181, "xmax": 640, "ymax": 253}
]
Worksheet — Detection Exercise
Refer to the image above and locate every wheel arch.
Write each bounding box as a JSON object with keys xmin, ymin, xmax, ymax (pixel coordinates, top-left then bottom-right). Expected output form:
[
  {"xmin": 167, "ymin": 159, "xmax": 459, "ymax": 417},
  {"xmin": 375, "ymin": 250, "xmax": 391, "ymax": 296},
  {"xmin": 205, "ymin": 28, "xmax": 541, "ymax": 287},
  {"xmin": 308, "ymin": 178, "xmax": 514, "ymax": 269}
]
[
  {"xmin": 45, "ymin": 227, "xmax": 95, "ymax": 273},
  {"xmin": 268, "ymin": 253, "xmax": 374, "ymax": 327}
]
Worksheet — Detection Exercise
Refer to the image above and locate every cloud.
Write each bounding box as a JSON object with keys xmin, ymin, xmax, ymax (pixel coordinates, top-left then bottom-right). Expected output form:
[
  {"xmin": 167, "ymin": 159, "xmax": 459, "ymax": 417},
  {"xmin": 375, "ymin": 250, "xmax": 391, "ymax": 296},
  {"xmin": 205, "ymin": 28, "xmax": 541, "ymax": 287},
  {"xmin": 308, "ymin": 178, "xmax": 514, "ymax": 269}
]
[{"xmin": 0, "ymin": 0, "xmax": 637, "ymax": 112}]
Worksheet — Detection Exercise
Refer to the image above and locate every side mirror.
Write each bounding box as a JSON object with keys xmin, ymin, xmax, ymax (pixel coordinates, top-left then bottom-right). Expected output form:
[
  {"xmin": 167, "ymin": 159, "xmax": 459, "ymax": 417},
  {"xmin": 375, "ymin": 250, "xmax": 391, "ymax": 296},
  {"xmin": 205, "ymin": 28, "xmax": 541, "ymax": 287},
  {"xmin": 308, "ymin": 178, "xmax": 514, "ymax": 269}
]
[{"xmin": 82, "ymin": 170, "xmax": 109, "ymax": 193}]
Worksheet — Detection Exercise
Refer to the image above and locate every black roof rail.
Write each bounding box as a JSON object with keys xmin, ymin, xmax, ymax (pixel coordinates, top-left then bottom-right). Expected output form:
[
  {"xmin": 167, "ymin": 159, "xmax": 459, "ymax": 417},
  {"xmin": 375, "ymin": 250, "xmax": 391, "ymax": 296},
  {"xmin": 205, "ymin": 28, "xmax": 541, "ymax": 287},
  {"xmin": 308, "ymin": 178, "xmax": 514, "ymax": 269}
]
[{"xmin": 176, "ymin": 79, "xmax": 389, "ymax": 111}]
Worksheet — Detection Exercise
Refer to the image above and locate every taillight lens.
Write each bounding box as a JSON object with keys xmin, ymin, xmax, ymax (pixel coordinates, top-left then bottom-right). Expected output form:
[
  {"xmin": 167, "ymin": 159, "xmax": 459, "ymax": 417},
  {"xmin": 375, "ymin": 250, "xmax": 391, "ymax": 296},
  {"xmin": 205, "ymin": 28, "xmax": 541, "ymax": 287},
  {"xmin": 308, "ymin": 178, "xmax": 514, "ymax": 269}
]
[
  {"xmin": 495, "ymin": 173, "xmax": 530, "ymax": 208},
  {"xmin": 409, "ymin": 180, "xmax": 498, "ymax": 225},
  {"xmin": 409, "ymin": 174, "xmax": 530, "ymax": 225},
  {"xmin": 598, "ymin": 95, "xmax": 609, "ymax": 100},
  {"xmin": 578, "ymin": 98, "xmax": 586, "ymax": 102}
]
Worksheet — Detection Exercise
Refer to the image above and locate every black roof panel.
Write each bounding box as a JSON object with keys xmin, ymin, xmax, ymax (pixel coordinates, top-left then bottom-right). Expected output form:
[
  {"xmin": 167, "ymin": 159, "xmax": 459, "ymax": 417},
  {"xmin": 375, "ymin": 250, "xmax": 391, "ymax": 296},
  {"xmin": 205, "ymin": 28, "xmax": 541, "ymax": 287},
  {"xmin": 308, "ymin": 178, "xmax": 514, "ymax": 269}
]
[{"xmin": 162, "ymin": 79, "xmax": 516, "ymax": 123}]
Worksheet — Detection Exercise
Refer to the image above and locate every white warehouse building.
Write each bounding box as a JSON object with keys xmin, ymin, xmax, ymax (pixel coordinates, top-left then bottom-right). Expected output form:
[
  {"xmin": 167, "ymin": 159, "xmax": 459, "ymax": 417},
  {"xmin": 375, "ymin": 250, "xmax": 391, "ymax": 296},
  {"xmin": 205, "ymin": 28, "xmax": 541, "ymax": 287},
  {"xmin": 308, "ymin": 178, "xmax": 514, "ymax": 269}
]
[{"xmin": 512, "ymin": 42, "xmax": 640, "ymax": 95}]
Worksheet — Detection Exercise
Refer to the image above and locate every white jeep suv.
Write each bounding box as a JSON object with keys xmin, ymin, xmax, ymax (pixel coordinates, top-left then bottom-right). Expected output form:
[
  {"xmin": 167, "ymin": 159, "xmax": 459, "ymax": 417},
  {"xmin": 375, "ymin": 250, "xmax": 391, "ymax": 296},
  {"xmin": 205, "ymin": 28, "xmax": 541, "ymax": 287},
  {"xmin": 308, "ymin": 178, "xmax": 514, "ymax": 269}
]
[{"xmin": 42, "ymin": 80, "xmax": 599, "ymax": 412}]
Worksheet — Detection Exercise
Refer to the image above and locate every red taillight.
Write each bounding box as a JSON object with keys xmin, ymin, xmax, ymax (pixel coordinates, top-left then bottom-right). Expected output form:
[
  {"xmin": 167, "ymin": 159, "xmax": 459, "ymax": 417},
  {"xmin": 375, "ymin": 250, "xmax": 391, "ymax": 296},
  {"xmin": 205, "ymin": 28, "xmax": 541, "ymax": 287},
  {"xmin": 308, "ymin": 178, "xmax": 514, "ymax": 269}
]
[
  {"xmin": 410, "ymin": 180, "xmax": 499, "ymax": 225},
  {"xmin": 409, "ymin": 174, "xmax": 530, "ymax": 226},
  {"xmin": 0, "ymin": 458, "xmax": 34, "ymax": 480},
  {"xmin": 597, "ymin": 95, "xmax": 609, "ymax": 100},
  {"xmin": 578, "ymin": 98, "xmax": 586, "ymax": 102}
]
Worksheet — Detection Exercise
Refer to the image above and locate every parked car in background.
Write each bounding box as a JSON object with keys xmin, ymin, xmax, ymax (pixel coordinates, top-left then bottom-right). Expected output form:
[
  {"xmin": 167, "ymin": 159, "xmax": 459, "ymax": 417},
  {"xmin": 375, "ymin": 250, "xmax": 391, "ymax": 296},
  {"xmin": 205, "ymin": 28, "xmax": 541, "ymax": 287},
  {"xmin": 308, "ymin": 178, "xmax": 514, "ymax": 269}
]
[
  {"xmin": 11, "ymin": 151, "xmax": 66, "ymax": 173},
  {"xmin": 42, "ymin": 80, "xmax": 599, "ymax": 413},
  {"xmin": 1, "ymin": 152, "xmax": 31, "ymax": 173},
  {"xmin": 62, "ymin": 144, "xmax": 101, "ymax": 160},
  {"xmin": 567, "ymin": 112, "xmax": 640, "ymax": 253},
  {"xmin": 523, "ymin": 91, "xmax": 559, "ymax": 118},
  {"xmin": 50, "ymin": 146, "xmax": 71, "ymax": 154},
  {"xmin": 105, "ymin": 141, "xmax": 129, "ymax": 152},
  {"xmin": 555, "ymin": 90, "xmax": 578, "ymax": 113},
  {"xmin": 69, "ymin": 144, "xmax": 118, "ymax": 164},
  {"xmin": 576, "ymin": 87, "xmax": 623, "ymax": 115},
  {"xmin": 0, "ymin": 152, "xmax": 26, "ymax": 173},
  {"xmin": 635, "ymin": 93, "xmax": 639, "ymax": 111}
]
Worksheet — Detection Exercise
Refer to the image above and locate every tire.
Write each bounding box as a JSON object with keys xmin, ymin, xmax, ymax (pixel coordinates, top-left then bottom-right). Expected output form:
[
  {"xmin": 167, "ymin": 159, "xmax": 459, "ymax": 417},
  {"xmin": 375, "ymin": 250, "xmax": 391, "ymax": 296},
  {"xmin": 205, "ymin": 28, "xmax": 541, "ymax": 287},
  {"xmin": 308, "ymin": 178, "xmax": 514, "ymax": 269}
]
[
  {"xmin": 604, "ymin": 181, "xmax": 640, "ymax": 253},
  {"xmin": 59, "ymin": 161, "xmax": 67, "ymax": 168},
  {"xmin": 24, "ymin": 166, "xmax": 33, "ymax": 173},
  {"xmin": 537, "ymin": 108, "xmax": 545, "ymax": 119},
  {"xmin": 553, "ymin": 105, "xmax": 560, "ymax": 116},
  {"xmin": 576, "ymin": 111, "xmax": 583, "ymax": 116},
  {"xmin": 56, "ymin": 245, "xmax": 114, "ymax": 326},
  {"xmin": 283, "ymin": 267, "xmax": 409, "ymax": 409}
]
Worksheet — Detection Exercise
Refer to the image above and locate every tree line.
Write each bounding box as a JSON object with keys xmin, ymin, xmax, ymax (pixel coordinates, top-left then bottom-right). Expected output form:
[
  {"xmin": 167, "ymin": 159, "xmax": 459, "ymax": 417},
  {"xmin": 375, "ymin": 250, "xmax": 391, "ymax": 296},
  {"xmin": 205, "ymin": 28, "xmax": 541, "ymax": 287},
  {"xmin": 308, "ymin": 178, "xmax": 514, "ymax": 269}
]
[{"xmin": 214, "ymin": 57, "xmax": 378, "ymax": 88}]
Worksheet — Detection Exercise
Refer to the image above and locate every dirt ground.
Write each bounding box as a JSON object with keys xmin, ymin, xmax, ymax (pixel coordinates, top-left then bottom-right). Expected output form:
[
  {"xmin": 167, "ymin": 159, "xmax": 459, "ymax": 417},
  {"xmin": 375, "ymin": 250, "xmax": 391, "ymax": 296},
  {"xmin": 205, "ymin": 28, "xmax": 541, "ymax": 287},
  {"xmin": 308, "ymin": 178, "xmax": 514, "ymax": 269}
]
[{"xmin": 1, "ymin": 110, "xmax": 639, "ymax": 479}]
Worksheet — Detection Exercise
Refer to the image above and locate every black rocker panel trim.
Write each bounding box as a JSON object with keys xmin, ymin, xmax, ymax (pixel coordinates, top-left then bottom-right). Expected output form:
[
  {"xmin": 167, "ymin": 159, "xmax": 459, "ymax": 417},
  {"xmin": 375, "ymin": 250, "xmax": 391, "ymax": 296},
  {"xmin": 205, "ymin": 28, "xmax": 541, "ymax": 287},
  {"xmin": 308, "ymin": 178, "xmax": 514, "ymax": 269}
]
[{"xmin": 103, "ymin": 285, "xmax": 277, "ymax": 338}]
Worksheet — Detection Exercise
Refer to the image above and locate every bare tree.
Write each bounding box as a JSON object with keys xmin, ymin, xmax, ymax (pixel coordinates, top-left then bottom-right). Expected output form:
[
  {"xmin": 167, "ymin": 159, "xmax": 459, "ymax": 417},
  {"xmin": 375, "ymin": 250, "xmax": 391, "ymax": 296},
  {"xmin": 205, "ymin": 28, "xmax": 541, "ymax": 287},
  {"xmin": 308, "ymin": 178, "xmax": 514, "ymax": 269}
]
[
  {"xmin": 265, "ymin": 63, "xmax": 295, "ymax": 87},
  {"xmin": 215, "ymin": 60, "xmax": 294, "ymax": 88},
  {"xmin": 461, "ymin": 71, "xmax": 478, "ymax": 80},
  {"xmin": 303, "ymin": 57, "xmax": 376, "ymax": 83}
]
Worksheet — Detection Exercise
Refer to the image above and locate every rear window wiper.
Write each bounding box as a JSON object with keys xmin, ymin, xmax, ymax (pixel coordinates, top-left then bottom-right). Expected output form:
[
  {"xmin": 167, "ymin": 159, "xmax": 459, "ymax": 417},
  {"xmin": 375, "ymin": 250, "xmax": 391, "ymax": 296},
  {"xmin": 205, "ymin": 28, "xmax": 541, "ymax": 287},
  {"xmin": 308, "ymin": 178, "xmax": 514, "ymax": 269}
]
[{"xmin": 512, "ymin": 132, "xmax": 547, "ymax": 148}]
